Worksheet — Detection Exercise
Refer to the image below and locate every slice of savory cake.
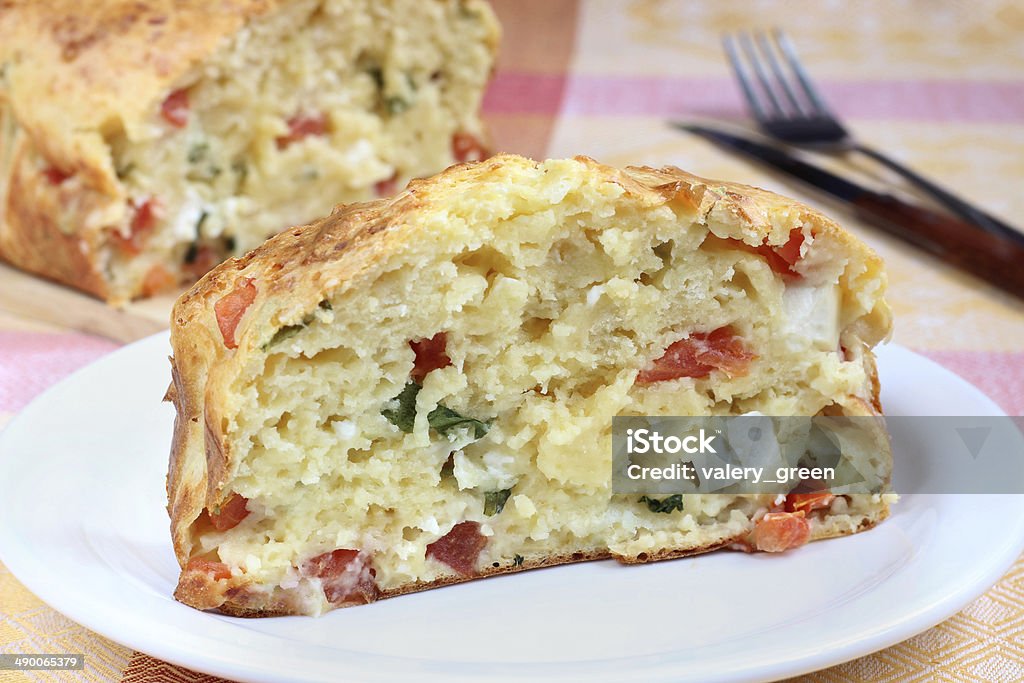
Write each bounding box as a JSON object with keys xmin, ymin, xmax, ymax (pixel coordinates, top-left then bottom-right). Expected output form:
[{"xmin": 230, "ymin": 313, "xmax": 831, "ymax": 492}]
[
  {"xmin": 0, "ymin": 0, "xmax": 498, "ymax": 303},
  {"xmin": 166, "ymin": 154, "xmax": 894, "ymax": 616}
]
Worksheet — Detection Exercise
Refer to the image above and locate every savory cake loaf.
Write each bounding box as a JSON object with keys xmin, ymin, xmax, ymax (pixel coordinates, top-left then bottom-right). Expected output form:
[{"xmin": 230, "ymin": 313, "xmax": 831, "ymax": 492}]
[
  {"xmin": 166, "ymin": 154, "xmax": 894, "ymax": 617},
  {"xmin": 0, "ymin": 0, "xmax": 498, "ymax": 303}
]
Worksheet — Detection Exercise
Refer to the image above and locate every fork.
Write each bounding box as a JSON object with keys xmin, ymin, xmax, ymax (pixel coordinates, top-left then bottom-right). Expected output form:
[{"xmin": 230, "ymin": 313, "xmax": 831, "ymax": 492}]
[{"xmin": 723, "ymin": 29, "xmax": 1022, "ymax": 244}]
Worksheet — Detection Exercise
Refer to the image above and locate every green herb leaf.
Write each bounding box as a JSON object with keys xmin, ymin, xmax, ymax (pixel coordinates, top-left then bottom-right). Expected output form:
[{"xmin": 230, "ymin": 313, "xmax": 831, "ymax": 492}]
[
  {"xmin": 382, "ymin": 381, "xmax": 491, "ymax": 440},
  {"xmin": 260, "ymin": 303, "xmax": 332, "ymax": 352},
  {"xmin": 427, "ymin": 404, "xmax": 490, "ymax": 439},
  {"xmin": 513, "ymin": 554, "xmax": 524, "ymax": 567},
  {"xmin": 639, "ymin": 495, "xmax": 683, "ymax": 514},
  {"xmin": 186, "ymin": 143, "xmax": 220, "ymax": 182},
  {"xmin": 367, "ymin": 66, "xmax": 384, "ymax": 90},
  {"xmin": 261, "ymin": 324, "xmax": 304, "ymax": 351},
  {"xmin": 188, "ymin": 141, "xmax": 209, "ymax": 163},
  {"xmin": 382, "ymin": 382, "xmax": 421, "ymax": 433},
  {"xmin": 483, "ymin": 489, "xmax": 512, "ymax": 516},
  {"xmin": 231, "ymin": 159, "xmax": 248, "ymax": 192},
  {"xmin": 115, "ymin": 162, "xmax": 135, "ymax": 180},
  {"xmin": 386, "ymin": 96, "xmax": 410, "ymax": 115}
]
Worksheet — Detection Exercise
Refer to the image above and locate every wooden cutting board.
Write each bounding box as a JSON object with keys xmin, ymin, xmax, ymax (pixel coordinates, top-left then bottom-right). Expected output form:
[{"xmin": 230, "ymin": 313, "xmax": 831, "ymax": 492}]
[{"xmin": 0, "ymin": 262, "xmax": 175, "ymax": 343}]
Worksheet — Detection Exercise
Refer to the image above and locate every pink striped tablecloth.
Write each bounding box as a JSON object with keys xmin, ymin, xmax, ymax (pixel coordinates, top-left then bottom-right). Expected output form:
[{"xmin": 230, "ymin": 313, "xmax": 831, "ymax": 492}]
[{"xmin": 2, "ymin": 1, "xmax": 1023, "ymax": 681}]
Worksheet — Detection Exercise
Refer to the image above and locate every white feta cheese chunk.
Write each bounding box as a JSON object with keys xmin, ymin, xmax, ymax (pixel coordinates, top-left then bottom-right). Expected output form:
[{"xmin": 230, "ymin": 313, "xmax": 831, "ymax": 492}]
[
  {"xmin": 453, "ymin": 447, "xmax": 518, "ymax": 491},
  {"xmin": 782, "ymin": 281, "xmax": 840, "ymax": 351},
  {"xmin": 331, "ymin": 420, "xmax": 358, "ymax": 439},
  {"xmin": 171, "ymin": 191, "xmax": 204, "ymax": 241}
]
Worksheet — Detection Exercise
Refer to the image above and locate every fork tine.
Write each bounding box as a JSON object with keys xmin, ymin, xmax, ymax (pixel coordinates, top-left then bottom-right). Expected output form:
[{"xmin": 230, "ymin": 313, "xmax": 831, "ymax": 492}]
[
  {"xmin": 773, "ymin": 28, "xmax": 830, "ymax": 115},
  {"xmin": 737, "ymin": 32, "xmax": 784, "ymax": 117},
  {"xmin": 754, "ymin": 30, "xmax": 803, "ymax": 116},
  {"xmin": 722, "ymin": 33, "xmax": 767, "ymax": 122}
]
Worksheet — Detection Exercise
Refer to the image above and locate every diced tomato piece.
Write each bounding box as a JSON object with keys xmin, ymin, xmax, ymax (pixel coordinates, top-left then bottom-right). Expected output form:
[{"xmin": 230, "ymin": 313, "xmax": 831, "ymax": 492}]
[
  {"xmin": 276, "ymin": 112, "xmax": 329, "ymax": 149},
  {"xmin": 303, "ymin": 548, "xmax": 358, "ymax": 577},
  {"xmin": 111, "ymin": 197, "xmax": 162, "ymax": 255},
  {"xmin": 731, "ymin": 228, "xmax": 805, "ymax": 278},
  {"xmin": 43, "ymin": 166, "xmax": 71, "ymax": 185},
  {"xmin": 773, "ymin": 229, "xmax": 805, "ymax": 268},
  {"xmin": 184, "ymin": 245, "xmax": 221, "ymax": 280},
  {"xmin": 426, "ymin": 521, "xmax": 487, "ymax": 576},
  {"xmin": 141, "ymin": 264, "xmax": 178, "ymax": 296},
  {"xmin": 214, "ymin": 278, "xmax": 257, "ymax": 349},
  {"xmin": 637, "ymin": 326, "xmax": 754, "ymax": 384},
  {"xmin": 753, "ymin": 511, "xmax": 811, "ymax": 552},
  {"xmin": 452, "ymin": 131, "xmax": 488, "ymax": 162},
  {"xmin": 184, "ymin": 558, "xmax": 232, "ymax": 581},
  {"xmin": 410, "ymin": 332, "xmax": 452, "ymax": 382},
  {"xmin": 375, "ymin": 172, "xmax": 399, "ymax": 197},
  {"xmin": 208, "ymin": 492, "xmax": 250, "ymax": 532},
  {"xmin": 784, "ymin": 492, "xmax": 835, "ymax": 514},
  {"xmin": 302, "ymin": 549, "xmax": 379, "ymax": 605},
  {"xmin": 131, "ymin": 197, "xmax": 160, "ymax": 234},
  {"xmin": 161, "ymin": 88, "xmax": 190, "ymax": 128}
]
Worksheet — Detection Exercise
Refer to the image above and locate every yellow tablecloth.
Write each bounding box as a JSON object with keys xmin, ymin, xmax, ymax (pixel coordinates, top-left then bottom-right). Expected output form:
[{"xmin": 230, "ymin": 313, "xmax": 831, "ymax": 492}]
[{"xmin": 2, "ymin": 1, "xmax": 1023, "ymax": 680}]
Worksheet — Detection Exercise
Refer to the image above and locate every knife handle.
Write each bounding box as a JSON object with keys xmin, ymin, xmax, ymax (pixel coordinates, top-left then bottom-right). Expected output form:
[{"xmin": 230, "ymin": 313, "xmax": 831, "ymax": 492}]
[{"xmin": 853, "ymin": 192, "xmax": 1024, "ymax": 300}]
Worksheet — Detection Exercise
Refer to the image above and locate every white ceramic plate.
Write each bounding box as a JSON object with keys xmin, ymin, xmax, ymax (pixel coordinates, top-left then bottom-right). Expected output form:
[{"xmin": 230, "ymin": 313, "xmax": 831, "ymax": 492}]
[{"xmin": 1, "ymin": 335, "xmax": 1022, "ymax": 683}]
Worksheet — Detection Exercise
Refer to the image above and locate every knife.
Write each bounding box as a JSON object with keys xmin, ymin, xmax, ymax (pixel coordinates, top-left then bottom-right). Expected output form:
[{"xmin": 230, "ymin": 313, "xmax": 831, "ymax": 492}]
[{"xmin": 674, "ymin": 123, "xmax": 1024, "ymax": 301}]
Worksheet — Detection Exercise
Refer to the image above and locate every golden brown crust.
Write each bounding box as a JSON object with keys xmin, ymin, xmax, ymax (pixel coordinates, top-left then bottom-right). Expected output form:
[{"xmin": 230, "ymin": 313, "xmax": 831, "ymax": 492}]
[
  {"xmin": 166, "ymin": 343, "xmax": 214, "ymax": 562},
  {"xmin": 865, "ymin": 343, "xmax": 884, "ymax": 413},
  {"xmin": 166, "ymin": 154, "xmax": 893, "ymax": 614},
  {"xmin": 172, "ymin": 564, "xmax": 243, "ymax": 613}
]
